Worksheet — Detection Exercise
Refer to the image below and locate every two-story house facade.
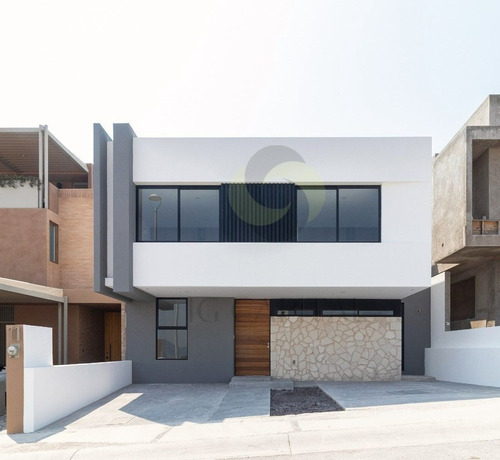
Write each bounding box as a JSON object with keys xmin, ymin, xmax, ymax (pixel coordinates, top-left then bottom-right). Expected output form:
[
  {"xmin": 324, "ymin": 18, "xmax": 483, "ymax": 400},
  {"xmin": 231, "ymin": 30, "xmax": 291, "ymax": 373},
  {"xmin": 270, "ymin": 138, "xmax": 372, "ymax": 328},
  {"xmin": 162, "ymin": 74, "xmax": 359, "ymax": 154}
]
[{"xmin": 94, "ymin": 124, "xmax": 431, "ymax": 383}]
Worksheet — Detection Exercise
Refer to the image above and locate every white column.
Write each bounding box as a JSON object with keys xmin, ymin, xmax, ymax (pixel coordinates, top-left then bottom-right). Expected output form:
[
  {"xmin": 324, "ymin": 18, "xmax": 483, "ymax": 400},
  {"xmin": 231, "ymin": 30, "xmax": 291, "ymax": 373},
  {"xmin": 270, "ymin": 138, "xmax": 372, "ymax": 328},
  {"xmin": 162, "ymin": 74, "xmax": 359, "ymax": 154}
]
[
  {"xmin": 43, "ymin": 125, "xmax": 49, "ymax": 209},
  {"xmin": 38, "ymin": 126, "xmax": 43, "ymax": 208}
]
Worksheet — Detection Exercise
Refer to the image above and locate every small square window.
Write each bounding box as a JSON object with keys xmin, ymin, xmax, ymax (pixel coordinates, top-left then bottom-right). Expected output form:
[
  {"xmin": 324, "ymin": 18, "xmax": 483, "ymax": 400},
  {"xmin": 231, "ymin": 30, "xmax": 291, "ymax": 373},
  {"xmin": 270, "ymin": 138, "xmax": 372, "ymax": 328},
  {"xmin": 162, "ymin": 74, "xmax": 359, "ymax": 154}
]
[{"xmin": 157, "ymin": 330, "xmax": 188, "ymax": 359}]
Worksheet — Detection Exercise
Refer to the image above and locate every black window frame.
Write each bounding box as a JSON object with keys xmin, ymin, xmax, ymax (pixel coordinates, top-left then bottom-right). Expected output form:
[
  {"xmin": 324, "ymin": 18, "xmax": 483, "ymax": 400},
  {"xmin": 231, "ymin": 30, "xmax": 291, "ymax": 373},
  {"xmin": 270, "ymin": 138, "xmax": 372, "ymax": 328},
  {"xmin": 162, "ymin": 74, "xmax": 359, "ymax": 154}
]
[
  {"xmin": 136, "ymin": 184, "xmax": 381, "ymax": 243},
  {"xmin": 49, "ymin": 221, "xmax": 58, "ymax": 263},
  {"xmin": 137, "ymin": 186, "xmax": 220, "ymax": 242},
  {"xmin": 272, "ymin": 299, "xmax": 318, "ymax": 316},
  {"xmin": 297, "ymin": 185, "xmax": 381, "ymax": 243},
  {"xmin": 297, "ymin": 186, "xmax": 338, "ymax": 242},
  {"xmin": 179, "ymin": 186, "xmax": 220, "ymax": 242},
  {"xmin": 156, "ymin": 298, "xmax": 188, "ymax": 360},
  {"xmin": 271, "ymin": 298, "xmax": 402, "ymax": 317},
  {"xmin": 337, "ymin": 186, "xmax": 381, "ymax": 243}
]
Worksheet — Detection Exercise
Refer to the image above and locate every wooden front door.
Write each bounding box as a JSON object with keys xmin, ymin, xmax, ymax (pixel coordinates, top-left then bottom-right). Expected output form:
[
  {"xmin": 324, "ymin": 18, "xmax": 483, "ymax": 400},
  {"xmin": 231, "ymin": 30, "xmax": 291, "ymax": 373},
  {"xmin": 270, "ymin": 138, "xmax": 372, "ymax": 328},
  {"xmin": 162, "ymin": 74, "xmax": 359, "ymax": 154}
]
[
  {"xmin": 235, "ymin": 300, "xmax": 270, "ymax": 376},
  {"xmin": 105, "ymin": 312, "xmax": 121, "ymax": 361}
]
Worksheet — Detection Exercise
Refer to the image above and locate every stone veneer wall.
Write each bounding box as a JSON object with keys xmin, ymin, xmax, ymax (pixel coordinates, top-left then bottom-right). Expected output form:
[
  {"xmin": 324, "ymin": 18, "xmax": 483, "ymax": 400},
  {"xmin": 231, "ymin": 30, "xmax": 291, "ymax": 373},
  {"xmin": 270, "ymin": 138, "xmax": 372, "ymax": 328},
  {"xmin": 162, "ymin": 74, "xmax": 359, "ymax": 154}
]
[{"xmin": 271, "ymin": 317, "xmax": 401, "ymax": 381}]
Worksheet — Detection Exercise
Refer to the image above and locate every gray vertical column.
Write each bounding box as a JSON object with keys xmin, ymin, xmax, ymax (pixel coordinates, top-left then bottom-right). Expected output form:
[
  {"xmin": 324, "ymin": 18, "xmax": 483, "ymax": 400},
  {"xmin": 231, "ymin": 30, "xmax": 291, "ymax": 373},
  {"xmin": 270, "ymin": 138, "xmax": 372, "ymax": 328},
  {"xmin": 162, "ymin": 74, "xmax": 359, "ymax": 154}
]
[
  {"xmin": 93, "ymin": 124, "xmax": 113, "ymax": 296},
  {"xmin": 113, "ymin": 124, "xmax": 137, "ymax": 296},
  {"xmin": 403, "ymin": 289, "xmax": 430, "ymax": 375},
  {"xmin": 44, "ymin": 125, "xmax": 49, "ymax": 209}
]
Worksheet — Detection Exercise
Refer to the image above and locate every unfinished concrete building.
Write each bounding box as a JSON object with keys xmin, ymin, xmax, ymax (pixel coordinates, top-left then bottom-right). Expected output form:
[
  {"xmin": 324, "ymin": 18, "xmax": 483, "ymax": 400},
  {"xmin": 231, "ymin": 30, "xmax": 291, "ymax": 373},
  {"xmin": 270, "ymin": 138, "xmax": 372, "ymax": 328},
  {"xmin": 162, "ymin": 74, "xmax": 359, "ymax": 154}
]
[{"xmin": 427, "ymin": 95, "xmax": 500, "ymax": 386}]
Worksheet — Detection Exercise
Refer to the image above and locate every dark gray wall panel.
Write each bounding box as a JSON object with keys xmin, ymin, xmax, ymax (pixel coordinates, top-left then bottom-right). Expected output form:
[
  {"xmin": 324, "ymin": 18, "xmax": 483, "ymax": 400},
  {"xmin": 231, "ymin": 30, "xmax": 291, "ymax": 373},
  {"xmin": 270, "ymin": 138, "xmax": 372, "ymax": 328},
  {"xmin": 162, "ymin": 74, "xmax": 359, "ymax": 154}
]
[
  {"xmin": 126, "ymin": 297, "xmax": 235, "ymax": 383},
  {"xmin": 93, "ymin": 123, "xmax": 113, "ymax": 297},
  {"xmin": 113, "ymin": 124, "xmax": 136, "ymax": 296},
  {"xmin": 403, "ymin": 289, "xmax": 431, "ymax": 375}
]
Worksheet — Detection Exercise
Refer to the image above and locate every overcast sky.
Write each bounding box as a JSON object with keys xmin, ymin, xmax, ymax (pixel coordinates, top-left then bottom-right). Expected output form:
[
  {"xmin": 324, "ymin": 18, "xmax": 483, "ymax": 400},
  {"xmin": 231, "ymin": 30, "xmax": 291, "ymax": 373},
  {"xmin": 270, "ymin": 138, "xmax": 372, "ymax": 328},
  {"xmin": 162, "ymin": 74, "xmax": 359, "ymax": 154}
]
[{"xmin": 1, "ymin": 0, "xmax": 500, "ymax": 163}]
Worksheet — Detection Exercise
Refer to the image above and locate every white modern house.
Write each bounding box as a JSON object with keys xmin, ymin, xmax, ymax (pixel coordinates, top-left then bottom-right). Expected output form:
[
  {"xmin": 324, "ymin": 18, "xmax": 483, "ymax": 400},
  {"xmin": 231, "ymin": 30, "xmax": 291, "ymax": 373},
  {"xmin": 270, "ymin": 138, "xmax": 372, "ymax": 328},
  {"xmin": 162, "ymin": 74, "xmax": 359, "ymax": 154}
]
[{"xmin": 94, "ymin": 124, "xmax": 431, "ymax": 383}]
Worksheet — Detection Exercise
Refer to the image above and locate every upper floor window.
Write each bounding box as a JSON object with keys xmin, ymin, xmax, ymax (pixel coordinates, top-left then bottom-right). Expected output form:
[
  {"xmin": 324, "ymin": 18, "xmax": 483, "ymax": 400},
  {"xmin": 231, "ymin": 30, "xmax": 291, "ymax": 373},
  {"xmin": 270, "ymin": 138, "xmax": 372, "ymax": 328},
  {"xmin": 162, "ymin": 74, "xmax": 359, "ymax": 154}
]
[
  {"xmin": 138, "ymin": 188, "xmax": 178, "ymax": 241},
  {"xmin": 180, "ymin": 189, "xmax": 219, "ymax": 241},
  {"xmin": 137, "ymin": 187, "xmax": 219, "ymax": 242},
  {"xmin": 297, "ymin": 188, "xmax": 337, "ymax": 241},
  {"xmin": 338, "ymin": 188, "xmax": 380, "ymax": 242},
  {"xmin": 137, "ymin": 185, "xmax": 380, "ymax": 243}
]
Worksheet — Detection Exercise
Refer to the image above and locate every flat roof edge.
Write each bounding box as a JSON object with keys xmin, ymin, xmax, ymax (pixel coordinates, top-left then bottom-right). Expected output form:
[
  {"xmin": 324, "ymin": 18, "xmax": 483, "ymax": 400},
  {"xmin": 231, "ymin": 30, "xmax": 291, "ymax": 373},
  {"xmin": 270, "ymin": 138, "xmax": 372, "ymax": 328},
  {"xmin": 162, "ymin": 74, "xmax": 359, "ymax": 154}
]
[{"xmin": 0, "ymin": 277, "xmax": 65, "ymax": 303}]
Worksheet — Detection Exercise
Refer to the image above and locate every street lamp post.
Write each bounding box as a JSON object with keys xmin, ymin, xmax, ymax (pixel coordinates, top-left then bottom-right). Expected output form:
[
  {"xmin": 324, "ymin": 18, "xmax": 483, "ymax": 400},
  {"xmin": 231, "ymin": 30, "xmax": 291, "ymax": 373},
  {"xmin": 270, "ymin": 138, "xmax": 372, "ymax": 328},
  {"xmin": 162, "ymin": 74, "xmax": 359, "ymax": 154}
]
[{"xmin": 148, "ymin": 194, "xmax": 162, "ymax": 241}]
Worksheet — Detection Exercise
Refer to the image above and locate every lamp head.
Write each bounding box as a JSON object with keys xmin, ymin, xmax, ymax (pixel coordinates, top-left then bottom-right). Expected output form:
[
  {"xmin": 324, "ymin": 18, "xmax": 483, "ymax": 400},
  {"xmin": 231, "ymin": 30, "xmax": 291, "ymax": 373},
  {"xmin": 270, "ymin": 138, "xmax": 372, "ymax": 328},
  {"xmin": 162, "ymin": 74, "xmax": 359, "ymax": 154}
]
[
  {"xmin": 149, "ymin": 194, "xmax": 162, "ymax": 202},
  {"xmin": 149, "ymin": 193, "xmax": 162, "ymax": 211}
]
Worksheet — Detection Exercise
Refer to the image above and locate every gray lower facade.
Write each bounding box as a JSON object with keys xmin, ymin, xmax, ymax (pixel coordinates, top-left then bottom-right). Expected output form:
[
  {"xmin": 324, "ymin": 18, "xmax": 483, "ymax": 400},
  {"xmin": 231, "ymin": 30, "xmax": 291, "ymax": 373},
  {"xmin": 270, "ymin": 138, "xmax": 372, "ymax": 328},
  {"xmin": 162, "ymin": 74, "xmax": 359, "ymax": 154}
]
[
  {"xmin": 126, "ymin": 298, "xmax": 234, "ymax": 383},
  {"xmin": 125, "ymin": 296, "xmax": 429, "ymax": 383}
]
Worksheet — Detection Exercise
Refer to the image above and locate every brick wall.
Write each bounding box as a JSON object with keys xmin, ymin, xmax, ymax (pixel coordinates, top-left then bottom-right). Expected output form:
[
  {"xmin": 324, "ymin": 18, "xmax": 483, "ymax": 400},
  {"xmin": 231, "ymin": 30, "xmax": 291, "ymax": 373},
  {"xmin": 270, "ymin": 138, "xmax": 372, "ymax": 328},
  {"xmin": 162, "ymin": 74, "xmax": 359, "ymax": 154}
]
[
  {"xmin": 58, "ymin": 190, "xmax": 94, "ymax": 289},
  {"xmin": 0, "ymin": 209, "xmax": 61, "ymax": 286}
]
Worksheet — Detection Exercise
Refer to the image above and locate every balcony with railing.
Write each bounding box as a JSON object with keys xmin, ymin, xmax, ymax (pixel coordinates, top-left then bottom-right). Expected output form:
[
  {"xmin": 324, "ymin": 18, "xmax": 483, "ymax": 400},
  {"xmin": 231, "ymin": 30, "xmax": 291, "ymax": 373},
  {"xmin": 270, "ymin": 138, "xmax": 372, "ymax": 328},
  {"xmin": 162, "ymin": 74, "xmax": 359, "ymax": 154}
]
[{"xmin": 0, "ymin": 127, "xmax": 89, "ymax": 210}]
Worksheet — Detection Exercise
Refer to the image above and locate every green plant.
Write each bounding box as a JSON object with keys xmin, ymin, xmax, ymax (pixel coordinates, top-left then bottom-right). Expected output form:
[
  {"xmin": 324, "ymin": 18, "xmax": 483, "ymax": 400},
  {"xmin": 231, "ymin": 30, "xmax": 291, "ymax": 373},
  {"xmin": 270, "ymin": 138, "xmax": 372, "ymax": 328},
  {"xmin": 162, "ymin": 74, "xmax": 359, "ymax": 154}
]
[{"xmin": 0, "ymin": 174, "xmax": 41, "ymax": 189}]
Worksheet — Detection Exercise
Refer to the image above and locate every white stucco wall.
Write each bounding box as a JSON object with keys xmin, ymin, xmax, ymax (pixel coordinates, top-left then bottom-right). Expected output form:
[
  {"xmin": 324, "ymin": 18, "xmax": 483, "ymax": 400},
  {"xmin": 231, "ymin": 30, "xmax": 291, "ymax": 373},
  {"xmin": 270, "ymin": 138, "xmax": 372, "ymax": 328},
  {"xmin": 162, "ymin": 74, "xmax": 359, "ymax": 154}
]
[
  {"xmin": 21, "ymin": 324, "xmax": 132, "ymax": 433},
  {"xmin": 0, "ymin": 184, "xmax": 38, "ymax": 208},
  {"xmin": 133, "ymin": 137, "xmax": 430, "ymax": 185},
  {"xmin": 23, "ymin": 325, "xmax": 52, "ymax": 368},
  {"xmin": 134, "ymin": 240, "xmax": 428, "ymax": 299},
  {"xmin": 24, "ymin": 361, "xmax": 132, "ymax": 433},
  {"xmin": 425, "ymin": 273, "xmax": 500, "ymax": 387},
  {"xmin": 132, "ymin": 137, "xmax": 431, "ymax": 298}
]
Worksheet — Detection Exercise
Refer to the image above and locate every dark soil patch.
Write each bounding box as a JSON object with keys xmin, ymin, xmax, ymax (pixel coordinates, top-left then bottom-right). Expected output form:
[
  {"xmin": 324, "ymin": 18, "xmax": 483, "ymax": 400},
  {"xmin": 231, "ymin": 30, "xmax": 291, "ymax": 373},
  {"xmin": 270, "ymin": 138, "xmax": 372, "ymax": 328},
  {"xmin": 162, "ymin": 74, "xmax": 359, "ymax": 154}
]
[{"xmin": 270, "ymin": 386, "xmax": 344, "ymax": 416}]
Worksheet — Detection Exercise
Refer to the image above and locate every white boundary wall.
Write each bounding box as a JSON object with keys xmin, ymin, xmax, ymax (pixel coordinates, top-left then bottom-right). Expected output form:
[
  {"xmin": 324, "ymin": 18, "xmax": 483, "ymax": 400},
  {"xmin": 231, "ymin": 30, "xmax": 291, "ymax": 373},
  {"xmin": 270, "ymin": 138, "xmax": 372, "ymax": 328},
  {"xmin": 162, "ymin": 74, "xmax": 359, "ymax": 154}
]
[
  {"xmin": 24, "ymin": 361, "xmax": 132, "ymax": 433},
  {"xmin": 426, "ymin": 273, "xmax": 500, "ymax": 387},
  {"xmin": 0, "ymin": 183, "xmax": 38, "ymax": 208},
  {"xmin": 22, "ymin": 325, "xmax": 132, "ymax": 433}
]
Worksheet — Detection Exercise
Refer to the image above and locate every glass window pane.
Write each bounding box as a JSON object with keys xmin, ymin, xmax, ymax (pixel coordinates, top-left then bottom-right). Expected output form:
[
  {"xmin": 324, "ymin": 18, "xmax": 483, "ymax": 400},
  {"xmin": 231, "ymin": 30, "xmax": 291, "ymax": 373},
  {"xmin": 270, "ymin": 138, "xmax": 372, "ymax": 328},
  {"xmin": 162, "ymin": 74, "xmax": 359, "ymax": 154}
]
[
  {"xmin": 158, "ymin": 299, "xmax": 187, "ymax": 327},
  {"xmin": 180, "ymin": 189, "xmax": 219, "ymax": 241},
  {"xmin": 138, "ymin": 188, "xmax": 178, "ymax": 241},
  {"xmin": 295, "ymin": 309, "xmax": 315, "ymax": 316},
  {"xmin": 338, "ymin": 188, "xmax": 379, "ymax": 242},
  {"xmin": 322, "ymin": 310, "xmax": 357, "ymax": 316},
  {"xmin": 49, "ymin": 222, "xmax": 58, "ymax": 263},
  {"xmin": 358, "ymin": 310, "xmax": 394, "ymax": 316},
  {"xmin": 297, "ymin": 188, "xmax": 337, "ymax": 241},
  {"xmin": 157, "ymin": 330, "xmax": 188, "ymax": 359}
]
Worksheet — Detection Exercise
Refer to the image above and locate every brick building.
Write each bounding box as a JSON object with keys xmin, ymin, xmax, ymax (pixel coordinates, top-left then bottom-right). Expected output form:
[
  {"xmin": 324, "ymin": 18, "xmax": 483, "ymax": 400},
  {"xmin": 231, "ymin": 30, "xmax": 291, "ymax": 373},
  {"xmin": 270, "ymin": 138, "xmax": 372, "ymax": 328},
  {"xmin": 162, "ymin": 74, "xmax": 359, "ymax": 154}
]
[{"xmin": 0, "ymin": 126, "xmax": 123, "ymax": 366}]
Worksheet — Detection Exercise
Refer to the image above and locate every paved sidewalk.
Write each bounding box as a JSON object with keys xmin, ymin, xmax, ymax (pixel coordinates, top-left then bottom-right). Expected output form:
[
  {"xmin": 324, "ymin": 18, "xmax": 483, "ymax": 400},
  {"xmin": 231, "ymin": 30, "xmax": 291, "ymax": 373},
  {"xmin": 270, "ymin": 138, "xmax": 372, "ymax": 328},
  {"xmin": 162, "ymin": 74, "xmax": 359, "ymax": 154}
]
[
  {"xmin": 1, "ymin": 380, "xmax": 500, "ymax": 459},
  {"xmin": 319, "ymin": 379, "xmax": 500, "ymax": 408}
]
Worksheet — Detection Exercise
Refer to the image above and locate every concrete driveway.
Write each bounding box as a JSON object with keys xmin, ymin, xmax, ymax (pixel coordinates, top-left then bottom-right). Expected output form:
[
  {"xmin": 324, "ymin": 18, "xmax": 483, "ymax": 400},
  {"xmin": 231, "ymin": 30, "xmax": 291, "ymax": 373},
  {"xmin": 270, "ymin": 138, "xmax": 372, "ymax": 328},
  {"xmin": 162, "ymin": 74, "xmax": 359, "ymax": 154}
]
[{"xmin": 1, "ymin": 380, "xmax": 500, "ymax": 459}]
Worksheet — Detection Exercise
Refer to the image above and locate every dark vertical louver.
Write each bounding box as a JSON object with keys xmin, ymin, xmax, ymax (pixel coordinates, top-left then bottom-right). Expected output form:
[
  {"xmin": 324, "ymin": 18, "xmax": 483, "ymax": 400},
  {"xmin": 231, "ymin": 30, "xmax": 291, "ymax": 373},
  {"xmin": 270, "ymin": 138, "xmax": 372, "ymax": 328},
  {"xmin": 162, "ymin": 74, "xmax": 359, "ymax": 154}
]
[{"xmin": 220, "ymin": 183, "xmax": 296, "ymax": 242}]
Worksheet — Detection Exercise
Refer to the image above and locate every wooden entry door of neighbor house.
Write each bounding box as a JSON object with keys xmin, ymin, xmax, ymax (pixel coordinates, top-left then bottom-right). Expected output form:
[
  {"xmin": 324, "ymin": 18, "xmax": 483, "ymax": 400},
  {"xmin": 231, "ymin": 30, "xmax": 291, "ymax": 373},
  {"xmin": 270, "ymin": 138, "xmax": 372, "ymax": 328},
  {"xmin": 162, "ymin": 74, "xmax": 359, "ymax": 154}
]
[
  {"xmin": 235, "ymin": 300, "xmax": 270, "ymax": 376},
  {"xmin": 104, "ymin": 311, "xmax": 121, "ymax": 361}
]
